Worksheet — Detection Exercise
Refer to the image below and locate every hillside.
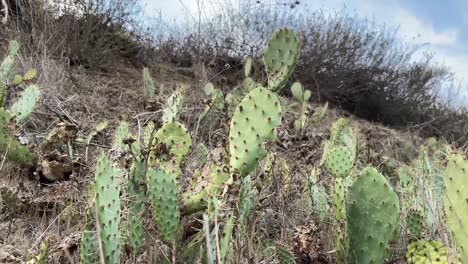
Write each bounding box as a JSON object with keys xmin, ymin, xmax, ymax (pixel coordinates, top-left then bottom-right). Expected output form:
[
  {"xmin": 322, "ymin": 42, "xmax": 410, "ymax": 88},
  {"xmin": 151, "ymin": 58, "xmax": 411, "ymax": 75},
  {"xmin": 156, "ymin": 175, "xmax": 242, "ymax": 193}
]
[{"xmin": 0, "ymin": 5, "xmax": 467, "ymax": 264}]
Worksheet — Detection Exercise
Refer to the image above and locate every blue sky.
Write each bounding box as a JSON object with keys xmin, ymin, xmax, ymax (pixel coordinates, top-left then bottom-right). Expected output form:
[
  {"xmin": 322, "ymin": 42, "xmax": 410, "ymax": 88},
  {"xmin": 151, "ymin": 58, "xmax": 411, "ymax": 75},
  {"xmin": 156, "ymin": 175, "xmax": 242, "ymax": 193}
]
[{"xmin": 142, "ymin": 0, "xmax": 468, "ymax": 99}]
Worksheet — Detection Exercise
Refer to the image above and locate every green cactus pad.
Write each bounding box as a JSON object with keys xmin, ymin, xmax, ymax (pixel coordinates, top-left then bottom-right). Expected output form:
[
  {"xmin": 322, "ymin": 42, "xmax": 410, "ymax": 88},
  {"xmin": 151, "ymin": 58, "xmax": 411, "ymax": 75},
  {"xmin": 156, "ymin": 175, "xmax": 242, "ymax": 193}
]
[
  {"xmin": 7, "ymin": 40, "xmax": 20, "ymax": 56},
  {"xmin": 155, "ymin": 121, "xmax": 191, "ymax": 163},
  {"xmin": 406, "ymin": 209, "xmax": 426, "ymax": 239},
  {"xmin": 444, "ymin": 154, "xmax": 468, "ymax": 263},
  {"xmin": 94, "ymin": 154, "xmax": 121, "ymax": 264},
  {"xmin": 406, "ymin": 240, "xmax": 459, "ymax": 264},
  {"xmin": 0, "ymin": 108, "xmax": 34, "ymax": 165},
  {"xmin": 147, "ymin": 167, "xmax": 180, "ymax": 242},
  {"xmin": 182, "ymin": 164, "xmax": 229, "ymax": 214},
  {"xmin": 309, "ymin": 169, "xmax": 329, "ymax": 221},
  {"xmin": 126, "ymin": 160, "xmax": 146, "ymax": 253},
  {"xmin": 238, "ymin": 175, "xmax": 259, "ymax": 230},
  {"xmin": 80, "ymin": 231, "xmax": 99, "ymax": 264},
  {"xmin": 162, "ymin": 91, "xmax": 183, "ymax": 123},
  {"xmin": 245, "ymin": 57, "xmax": 253, "ymax": 78},
  {"xmin": 333, "ymin": 177, "xmax": 346, "ymax": 221},
  {"xmin": 347, "ymin": 166, "xmax": 400, "ymax": 264},
  {"xmin": 143, "ymin": 67, "xmax": 155, "ymax": 98},
  {"xmin": 144, "ymin": 121, "xmax": 156, "ymax": 149},
  {"xmin": 23, "ymin": 69, "xmax": 37, "ymax": 81},
  {"xmin": 229, "ymin": 87, "xmax": 282, "ymax": 176},
  {"xmin": 220, "ymin": 216, "xmax": 234, "ymax": 263},
  {"xmin": 291, "ymin": 82, "xmax": 304, "ymax": 102},
  {"xmin": 112, "ymin": 121, "xmax": 130, "ymax": 151},
  {"xmin": 263, "ymin": 28, "xmax": 300, "ymax": 92},
  {"xmin": 12, "ymin": 75, "xmax": 23, "ymax": 86},
  {"xmin": 10, "ymin": 84, "xmax": 40, "ymax": 123},
  {"xmin": 326, "ymin": 146, "xmax": 354, "ymax": 178}
]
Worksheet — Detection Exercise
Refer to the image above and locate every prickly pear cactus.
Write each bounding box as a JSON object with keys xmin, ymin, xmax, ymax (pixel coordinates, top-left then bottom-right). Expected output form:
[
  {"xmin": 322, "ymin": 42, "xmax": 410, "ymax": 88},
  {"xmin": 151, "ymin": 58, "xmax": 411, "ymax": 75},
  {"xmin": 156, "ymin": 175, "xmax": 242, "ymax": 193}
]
[
  {"xmin": 23, "ymin": 69, "xmax": 37, "ymax": 81},
  {"xmin": 94, "ymin": 154, "xmax": 121, "ymax": 264},
  {"xmin": 333, "ymin": 177, "xmax": 346, "ymax": 221},
  {"xmin": 308, "ymin": 168, "xmax": 329, "ymax": 221},
  {"xmin": 80, "ymin": 230, "xmax": 99, "ymax": 264},
  {"xmin": 238, "ymin": 175, "xmax": 259, "ymax": 232},
  {"xmin": 162, "ymin": 91, "xmax": 183, "ymax": 123},
  {"xmin": 182, "ymin": 164, "xmax": 229, "ymax": 214},
  {"xmin": 276, "ymin": 244, "xmax": 296, "ymax": 264},
  {"xmin": 125, "ymin": 159, "xmax": 146, "ymax": 253},
  {"xmin": 406, "ymin": 240, "xmax": 459, "ymax": 264},
  {"xmin": 112, "ymin": 121, "xmax": 130, "ymax": 151},
  {"xmin": 263, "ymin": 28, "xmax": 300, "ymax": 92},
  {"xmin": 245, "ymin": 57, "xmax": 253, "ymax": 78},
  {"xmin": 143, "ymin": 67, "xmax": 155, "ymax": 98},
  {"xmin": 229, "ymin": 87, "xmax": 282, "ymax": 176},
  {"xmin": 12, "ymin": 75, "xmax": 23, "ymax": 86},
  {"xmin": 155, "ymin": 121, "xmax": 191, "ymax": 164},
  {"xmin": 26, "ymin": 241, "xmax": 48, "ymax": 264},
  {"xmin": 220, "ymin": 216, "xmax": 234, "ymax": 263},
  {"xmin": 147, "ymin": 167, "xmax": 180, "ymax": 243},
  {"xmin": 444, "ymin": 154, "xmax": 468, "ymax": 263},
  {"xmin": 326, "ymin": 146, "xmax": 354, "ymax": 178},
  {"xmin": 10, "ymin": 84, "xmax": 41, "ymax": 123},
  {"xmin": 347, "ymin": 166, "xmax": 400, "ymax": 264},
  {"xmin": 406, "ymin": 208, "xmax": 426, "ymax": 239},
  {"xmin": 0, "ymin": 109, "xmax": 34, "ymax": 165}
]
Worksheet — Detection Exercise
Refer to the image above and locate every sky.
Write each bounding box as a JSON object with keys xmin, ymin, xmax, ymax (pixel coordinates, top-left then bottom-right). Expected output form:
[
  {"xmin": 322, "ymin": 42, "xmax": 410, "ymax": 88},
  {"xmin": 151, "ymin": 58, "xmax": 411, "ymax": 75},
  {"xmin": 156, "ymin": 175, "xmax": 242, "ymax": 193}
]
[{"xmin": 141, "ymin": 0, "xmax": 468, "ymax": 100}]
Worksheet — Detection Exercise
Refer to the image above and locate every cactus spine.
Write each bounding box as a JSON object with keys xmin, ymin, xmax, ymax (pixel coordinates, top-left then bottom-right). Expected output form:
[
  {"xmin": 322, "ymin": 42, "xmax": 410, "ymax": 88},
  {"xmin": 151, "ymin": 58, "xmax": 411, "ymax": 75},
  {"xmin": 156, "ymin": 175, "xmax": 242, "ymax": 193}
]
[
  {"xmin": 347, "ymin": 166, "xmax": 400, "ymax": 264},
  {"xmin": 444, "ymin": 154, "xmax": 468, "ymax": 263},
  {"xmin": 94, "ymin": 154, "xmax": 122, "ymax": 264}
]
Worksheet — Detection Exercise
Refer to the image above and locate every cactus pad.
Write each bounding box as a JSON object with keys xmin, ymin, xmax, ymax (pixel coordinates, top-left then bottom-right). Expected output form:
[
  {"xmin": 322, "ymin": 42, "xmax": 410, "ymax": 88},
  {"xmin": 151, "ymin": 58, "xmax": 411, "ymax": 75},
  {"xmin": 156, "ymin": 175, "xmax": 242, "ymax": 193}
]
[
  {"xmin": 347, "ymin": 166, "xmax": 400, "ymax": 264},
  {"xmin": 147, "ymin": 167, "xmax": 180, "ymax": 242},
  {"xmin": 10, "ymin": 84, "xmax": 40, "ymax": 123},
  {"xmin": 333, "ymin": 177, "xmax": 346, "ymax": 220},
  {"xmin": 407, "ymin": 209, "xmax": 426, "ymax": 239},
  {"xmin": 245, "ymin": 57, "xmax": 253, "ymax": 78},
  {"xmin": 80, "ymin": 231, "xmax": 99, "ymax": 264},
  {"xmin": 155, "ymin": 121, "xmax": 191, "ymax": 163},
  {"xmin": 0, "ymin": 108, "xmax": 34, "ymax": 165},
  {"xmin": 23, "ymin": 69, "xmax": 37, "ymax": 81},
  {"xmin": 444, "ymin": 154, "xmax": 468, "ymax": 263},
  {"xmin": 326, "ymin": 146, "xmax": 354, "ymax": 178},
  {"xmin": 94, "ymin": 154, "xmax": 121, "ymax": 264},
  {"xmin": 263, "ymin": 28, "xmax": 300, "ymax": 92},
  {"xmin": 143, "ymin": 67, "xmax": 155, "ymax": 98},
  {"xmin": 162, "ymin": 91, "xmax": 183, "ymax": 123},
  {"xmin": 406, "ymin": 240, "xmax": 459, "ymax": 264},
  {"xmin": 12, "ymin": 75, "xmax": 23, "ymax": 86},
  {"xmin": 229, "ymin": 87, "xmax": 282, "ymax": 176},
  {"xmin": 126, "ymin": 160, "xmax": 146, "ymax": 253},
  {"xmin": 182, "ymin": 164, "xmax": 229, "ymax": 214}
]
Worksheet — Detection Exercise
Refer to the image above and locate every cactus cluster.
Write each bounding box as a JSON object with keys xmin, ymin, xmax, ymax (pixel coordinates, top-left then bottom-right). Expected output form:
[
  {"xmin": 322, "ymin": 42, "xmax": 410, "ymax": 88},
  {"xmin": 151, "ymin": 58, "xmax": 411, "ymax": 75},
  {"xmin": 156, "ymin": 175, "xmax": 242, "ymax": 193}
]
[
  {"xmin": 290, "ymin": 82, "xmax": 311, "ymax": 132},
  {"xmin": 0, "ymin": 41, "xmax": 41, "ymax": 166},
  {"xmin": 68, "ymin": 27, "xmax": 468, "ymax": 264}
]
